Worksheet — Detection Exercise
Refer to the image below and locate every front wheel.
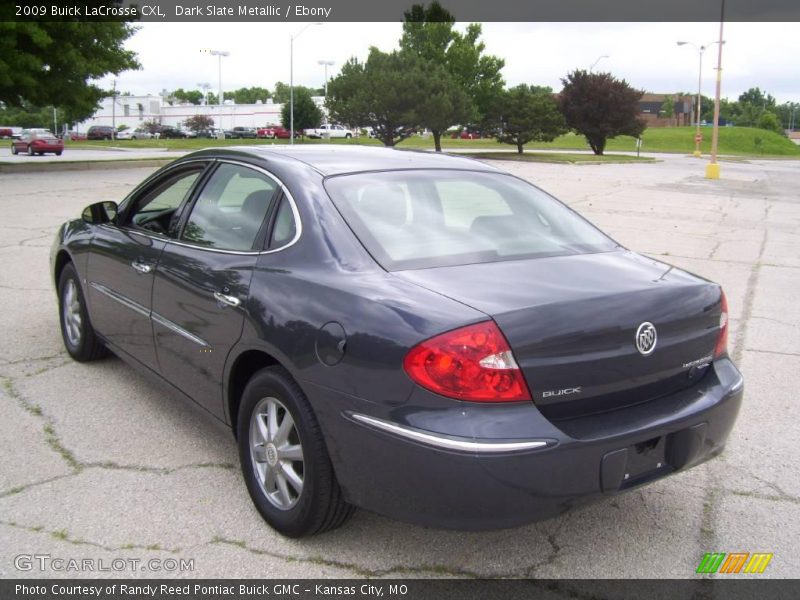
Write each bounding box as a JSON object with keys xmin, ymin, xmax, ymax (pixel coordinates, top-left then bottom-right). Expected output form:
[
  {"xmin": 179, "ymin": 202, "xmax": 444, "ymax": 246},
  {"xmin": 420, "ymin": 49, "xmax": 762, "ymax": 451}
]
[
  {"xmin": 27, "ymin": 145, "xmax": 33, "ymax": 156},
  {"xmin": 345, "ymin": 133, "xmax": 352, "ymax": 139},
  {"xmin": 11, "ymin": 144, "xmax": 17, "ymax": 155},
  {"xmin": 237, "ymin": 367, "xmax": 354, "ymax": 537},
  {"xmin": 58, "ymin": 263, "xmax": 107, "ymax": 362}
]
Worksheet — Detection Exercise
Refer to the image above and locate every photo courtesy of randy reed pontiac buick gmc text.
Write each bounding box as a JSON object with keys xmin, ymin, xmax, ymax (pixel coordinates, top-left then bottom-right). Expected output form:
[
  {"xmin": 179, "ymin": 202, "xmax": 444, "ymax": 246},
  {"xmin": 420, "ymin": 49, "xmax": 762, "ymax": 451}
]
[{"xmin": 15, "ymin": 584, "xmax": 405, "ymax": 596}]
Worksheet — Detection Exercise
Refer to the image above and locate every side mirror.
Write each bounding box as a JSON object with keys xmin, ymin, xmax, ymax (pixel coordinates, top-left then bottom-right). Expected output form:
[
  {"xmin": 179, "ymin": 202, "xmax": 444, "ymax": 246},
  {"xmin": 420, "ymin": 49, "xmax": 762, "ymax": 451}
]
[{"xmin": 82, "ymin": 201, "xmax": 118, "ymax": 225}]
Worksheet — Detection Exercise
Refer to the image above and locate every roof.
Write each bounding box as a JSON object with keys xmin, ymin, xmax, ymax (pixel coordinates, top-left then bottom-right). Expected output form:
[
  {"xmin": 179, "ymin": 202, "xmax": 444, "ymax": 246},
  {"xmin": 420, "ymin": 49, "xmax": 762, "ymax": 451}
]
[{"xmin": 190, "ymin": 144, "xmax": 499, "ymax": 177}]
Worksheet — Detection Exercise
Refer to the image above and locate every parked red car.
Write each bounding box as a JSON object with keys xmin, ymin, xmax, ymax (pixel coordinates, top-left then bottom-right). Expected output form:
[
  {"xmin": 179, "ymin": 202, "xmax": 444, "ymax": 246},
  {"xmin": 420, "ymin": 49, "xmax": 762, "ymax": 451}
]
[
  {"xmin": 11, "ymin": 129, "xmax": 64, "ymax": 156},
  {"xmin": 257, "ymin": 126, "xmax": 298, "ymax": 139}
]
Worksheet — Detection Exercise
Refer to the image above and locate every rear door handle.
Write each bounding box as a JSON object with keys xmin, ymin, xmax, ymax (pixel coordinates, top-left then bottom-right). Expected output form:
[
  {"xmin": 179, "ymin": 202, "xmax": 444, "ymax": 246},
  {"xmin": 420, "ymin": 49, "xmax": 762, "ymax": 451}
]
[
  {"xmin": 214, "ymin": 291, "xmax": 241, "ymax": 308},
  {"xmin": 131, "ymin": 260, "xmax": 153, "ymax": 274}
]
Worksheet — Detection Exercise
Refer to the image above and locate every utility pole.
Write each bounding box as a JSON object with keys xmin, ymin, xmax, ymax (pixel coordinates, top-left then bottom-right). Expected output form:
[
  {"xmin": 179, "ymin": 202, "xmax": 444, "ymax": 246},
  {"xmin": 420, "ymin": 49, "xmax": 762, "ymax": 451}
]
[
  {"xmin": 705, "ymin": 0, "xmax": 726, "ymax": 180},
  {"xmin": 111, "ymin": 80, "xmax": 117, "ymax": 140}
]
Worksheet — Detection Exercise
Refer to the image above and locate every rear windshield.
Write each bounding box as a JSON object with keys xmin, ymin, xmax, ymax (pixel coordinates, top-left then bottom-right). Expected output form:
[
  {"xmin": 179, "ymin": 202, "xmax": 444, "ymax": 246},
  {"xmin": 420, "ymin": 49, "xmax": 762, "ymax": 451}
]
[{"xmin": 324, "ymin": 169, "xmax": 617, "ymax": 271}]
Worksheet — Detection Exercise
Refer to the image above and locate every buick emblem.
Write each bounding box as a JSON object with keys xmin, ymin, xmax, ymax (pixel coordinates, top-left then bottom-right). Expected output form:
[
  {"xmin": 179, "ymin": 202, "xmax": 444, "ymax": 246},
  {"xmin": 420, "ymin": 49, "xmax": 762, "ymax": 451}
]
[{"xmin": 635, "ymin": 322, "xmax": 657, "ymax": 356}]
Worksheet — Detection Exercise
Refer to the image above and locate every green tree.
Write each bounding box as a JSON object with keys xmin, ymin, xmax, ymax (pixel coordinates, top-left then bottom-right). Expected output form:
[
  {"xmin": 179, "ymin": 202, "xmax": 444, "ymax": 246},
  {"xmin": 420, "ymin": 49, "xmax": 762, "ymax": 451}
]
[
  {"xmin": 280, "ymin": 87, "xmax": 323, "ymax": 133},
  {"xmin": 272, "ymin": 82, "xmax": 323, "ymax": 104},
  {"xmin": 0, "ymin": 19, "xmax": 140, "ymax": 123},
  {"xmin": 756, "ymin": 111, "xmax": 783, "ymax": 135},
  {"xmin": 738, "ymin": 87, "xmax": 776, "ymax": 111},
  {"xmin": 0, "ymin": 102, "xmax": 56, "ymax": 129},
  {"xmin": 230, "ymin": 87, "xmax": 270, "ymax": 104},
  {"xmin": 559, "ymin": 70, "xmax": 646, "ymax": 155},
  {"xmin": 660, "ymin": 95, "xmax": 675, "ymax": 124},
  {"xmin": 776, "ymin": 101, "xmax": 799, "ymax": 130},
  {"xmin": 495, "ymin": 85, "xmax": 567, "ymax": 154},
  {"xmin": 184, "ymin": 114, "xmax": 215, "ymax": 132},
  {"xmin": 327, "ymin": 49, "xmax": 422, "ymax": 147},
  {"xmin": 169, "ymin": 88, "xmax": 205, "ymax": 105},
  {"xmin": 413, "ymin": 65, "xmax": 473, "ymax": 152},
  {"xmin": 400, "ymin": 1, "xmax": 504, "ymax": 129}
]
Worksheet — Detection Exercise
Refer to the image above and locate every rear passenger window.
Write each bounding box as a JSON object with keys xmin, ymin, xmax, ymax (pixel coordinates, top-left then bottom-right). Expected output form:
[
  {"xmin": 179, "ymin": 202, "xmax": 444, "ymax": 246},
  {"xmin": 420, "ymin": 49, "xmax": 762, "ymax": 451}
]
[
  {"xmin": 182, "ymin": 164, "xmax": 277, "ymax": 251},
  {"xmin": 269, "ymin": 196, "xmax": 298, "ymax": 248}
]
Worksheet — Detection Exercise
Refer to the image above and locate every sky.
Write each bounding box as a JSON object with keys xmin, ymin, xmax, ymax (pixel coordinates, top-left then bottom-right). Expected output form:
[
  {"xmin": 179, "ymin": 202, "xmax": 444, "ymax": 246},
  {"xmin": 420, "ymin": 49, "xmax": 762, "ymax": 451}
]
[{"xmin": 98, "ymin": 22, "xmax": 800, "ymax": 104}]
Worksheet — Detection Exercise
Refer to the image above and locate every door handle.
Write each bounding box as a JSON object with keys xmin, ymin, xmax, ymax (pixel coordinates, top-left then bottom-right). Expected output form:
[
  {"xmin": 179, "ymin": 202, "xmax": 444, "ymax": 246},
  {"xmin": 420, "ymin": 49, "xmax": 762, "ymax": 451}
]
[
  {"xmin": 214, "ymin": 291, "xmax": 241, "ymax": 308},
  {"xmin": 131, "ymin": 260, "xmax": 153, "ymax": 274}
]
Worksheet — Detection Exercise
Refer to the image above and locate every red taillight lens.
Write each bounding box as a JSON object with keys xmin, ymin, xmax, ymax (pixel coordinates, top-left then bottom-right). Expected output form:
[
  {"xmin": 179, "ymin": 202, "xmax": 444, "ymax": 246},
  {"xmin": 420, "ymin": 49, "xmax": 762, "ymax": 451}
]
[
  {"xmin": 714, "ymin": 290, "xmax": 729, "ymax": 358},
  {"xmin": 403, "ymin": 321, "xmax": 532, "ymax": 402}
]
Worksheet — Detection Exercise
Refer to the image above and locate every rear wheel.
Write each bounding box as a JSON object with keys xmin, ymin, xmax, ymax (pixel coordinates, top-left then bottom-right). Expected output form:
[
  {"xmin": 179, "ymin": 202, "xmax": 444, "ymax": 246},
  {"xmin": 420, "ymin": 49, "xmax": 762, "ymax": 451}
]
[
  {"xmin": 58, "ymin": 263, "xmax": 107, "ymax": 362},
  {"xmin": 27, "ymin": 145, "xmax": 33, "ymax": 156},
  {"xmin": 11, "ymin": 144, "xmax": 17, "ymax": 155},
  {"xmin": 237, "ymin": 367, "xmax": 354, "ymax": 537},
  {"xmin": 55, "ymin": 151, "xmax": 62, "ymax": 156},
  {"xmin": 345, "ymin": 133, "xmax": 352, "ymax": 139}
]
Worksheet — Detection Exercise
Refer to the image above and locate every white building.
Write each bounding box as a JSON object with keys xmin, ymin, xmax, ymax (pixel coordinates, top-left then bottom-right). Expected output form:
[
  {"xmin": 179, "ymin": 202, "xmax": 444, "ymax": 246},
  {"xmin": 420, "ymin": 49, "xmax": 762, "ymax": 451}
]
[{"xmin": 77, "ymin": 94, "xmax": 326, "ymax": 132}]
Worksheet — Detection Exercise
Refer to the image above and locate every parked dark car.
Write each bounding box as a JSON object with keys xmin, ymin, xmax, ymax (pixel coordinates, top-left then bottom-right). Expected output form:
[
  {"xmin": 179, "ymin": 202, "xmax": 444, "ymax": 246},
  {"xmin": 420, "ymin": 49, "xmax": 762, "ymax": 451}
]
[
  {"xmin": 225, "ymin": 126, "xmax": 257, "ymax": 139},
  {"xmin": 51, "ymin": 146, "xmax": 743, "ymax": 537},
  {"xmin": 12, "ymin": 128, "xmax": 63, "ymax": 155},
  {"xmin": 87, "ymin": 125, "xmax": 114, "ymax": 140},
  {"xmin": 155, "ymin": 125, "xmax": 188, "ymax": 139}
]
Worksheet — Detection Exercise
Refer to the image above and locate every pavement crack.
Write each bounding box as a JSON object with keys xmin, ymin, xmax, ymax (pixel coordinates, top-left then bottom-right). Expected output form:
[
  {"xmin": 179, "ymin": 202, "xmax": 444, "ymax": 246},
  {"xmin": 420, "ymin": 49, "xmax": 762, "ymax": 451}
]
[
  {"xmin": 0, "ymin": 520, "xmax": 182, "ymax": 553},
  {"xmin": 81, "ymin": 462, "xmax": 236, "ymax": 475},
  {"xmin": 731, "ymin": 228, "xmax": 767, "ymax": 365},
  {"xmin": 210, "ymin": 537, "xmax": 481, "ymax": 578}
]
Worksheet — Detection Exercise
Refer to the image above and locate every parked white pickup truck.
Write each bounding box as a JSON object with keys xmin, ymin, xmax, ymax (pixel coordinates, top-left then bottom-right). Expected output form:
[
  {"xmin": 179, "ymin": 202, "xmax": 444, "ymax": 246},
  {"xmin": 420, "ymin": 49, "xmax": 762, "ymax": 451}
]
[{"xmin": 304, "ymin": 124, "xmax": 355, "ymax": 139}]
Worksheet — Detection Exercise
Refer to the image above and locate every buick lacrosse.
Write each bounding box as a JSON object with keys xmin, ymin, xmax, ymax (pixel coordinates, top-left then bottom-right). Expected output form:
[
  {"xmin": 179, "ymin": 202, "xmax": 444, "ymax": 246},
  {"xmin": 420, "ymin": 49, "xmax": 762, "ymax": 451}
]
[{"xmin": 51, "ymin": 146, "xmax": 743, "ymax": 537}]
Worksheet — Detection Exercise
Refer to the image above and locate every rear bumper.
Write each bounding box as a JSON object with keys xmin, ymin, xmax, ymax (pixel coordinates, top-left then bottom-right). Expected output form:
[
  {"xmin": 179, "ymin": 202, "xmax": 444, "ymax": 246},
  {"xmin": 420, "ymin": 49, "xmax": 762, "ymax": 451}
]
[{"xmin": 306, "ymin": 358, "xmax": 743, "ymax": 530}]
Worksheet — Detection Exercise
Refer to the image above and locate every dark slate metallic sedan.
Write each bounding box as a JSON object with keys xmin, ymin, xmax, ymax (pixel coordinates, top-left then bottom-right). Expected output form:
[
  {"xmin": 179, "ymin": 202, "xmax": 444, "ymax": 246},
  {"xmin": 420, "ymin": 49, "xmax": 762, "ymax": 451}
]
[{"xmin": 50, "ymin": 146, "xmax": 743, "ymax": 537}]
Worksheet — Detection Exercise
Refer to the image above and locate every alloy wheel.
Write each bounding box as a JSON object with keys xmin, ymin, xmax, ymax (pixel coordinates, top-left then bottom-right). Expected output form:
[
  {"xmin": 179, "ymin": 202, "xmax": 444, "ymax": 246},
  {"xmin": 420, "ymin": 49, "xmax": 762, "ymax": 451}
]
[
  {"xmin": 249, "ymin": 396, "xmax": 305, "ymax": 510},
  {"xmin": 62, "ymin": 278, "xmax": 82, "ymax": 347}
]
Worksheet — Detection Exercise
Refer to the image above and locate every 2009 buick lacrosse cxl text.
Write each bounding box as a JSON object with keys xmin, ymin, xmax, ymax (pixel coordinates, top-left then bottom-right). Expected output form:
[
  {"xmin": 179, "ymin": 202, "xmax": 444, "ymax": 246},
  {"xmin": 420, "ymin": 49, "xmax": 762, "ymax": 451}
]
[{"xmin": 51, "ymin": 146, "xmax": 743, "ymax": 537}]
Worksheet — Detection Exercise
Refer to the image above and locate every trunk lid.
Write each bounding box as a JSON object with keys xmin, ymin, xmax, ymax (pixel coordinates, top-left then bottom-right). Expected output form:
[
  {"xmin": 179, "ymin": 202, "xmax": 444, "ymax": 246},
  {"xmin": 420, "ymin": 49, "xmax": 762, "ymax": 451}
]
[{"xmin": 395, "ymin": 250, "xmax": 723, "ymax": 420}]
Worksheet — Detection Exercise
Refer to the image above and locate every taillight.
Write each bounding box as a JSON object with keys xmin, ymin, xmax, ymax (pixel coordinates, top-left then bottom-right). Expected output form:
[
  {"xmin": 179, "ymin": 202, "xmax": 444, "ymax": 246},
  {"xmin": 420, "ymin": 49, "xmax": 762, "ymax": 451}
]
[
  {"xmin": 714, "ymin": 290, "xmax": 729, "ymax": 358},
  {"xmin": 403, "ymin": 321, "xmax": 531, "ymax": 402}
]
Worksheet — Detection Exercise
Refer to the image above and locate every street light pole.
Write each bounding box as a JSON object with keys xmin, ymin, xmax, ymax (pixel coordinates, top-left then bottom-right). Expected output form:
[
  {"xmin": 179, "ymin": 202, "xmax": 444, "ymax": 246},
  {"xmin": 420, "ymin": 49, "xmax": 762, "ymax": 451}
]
[
  {"xmin": 197, "ymin": 82, "xmax": 212, "ymax": 106},
  {"xmin": 317, "ymin": 59, "xmax": 335, "ymax": 97},
  {"xmin": 210, "ymin": 50, "xmax": 230, "ymax": 139},
  {"xmin": 676, "ymin": 41, "xmax": 710, "ymax": 157},
  {"xmin": 290, "ymin": 23, "xmax": 321, "ymax": 145},
  {"xmin": 589, "ymin": 55, "xmax": 609, "ymax": 72}
]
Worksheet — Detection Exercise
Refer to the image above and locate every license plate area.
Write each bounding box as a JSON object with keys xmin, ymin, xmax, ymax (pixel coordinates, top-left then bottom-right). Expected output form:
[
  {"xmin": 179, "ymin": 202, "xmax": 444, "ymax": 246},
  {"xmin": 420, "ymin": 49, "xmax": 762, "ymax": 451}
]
[{"xmin": 621, "ymin": 435, "xmax": 669, "ymax": 488}]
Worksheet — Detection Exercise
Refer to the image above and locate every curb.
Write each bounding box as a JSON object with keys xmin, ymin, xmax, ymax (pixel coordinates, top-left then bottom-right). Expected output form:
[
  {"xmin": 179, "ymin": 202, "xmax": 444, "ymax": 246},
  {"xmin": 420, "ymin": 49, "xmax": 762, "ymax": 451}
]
[{"xmin": 0, "ymin": 158, "xmax": 177, "ymax": 174}]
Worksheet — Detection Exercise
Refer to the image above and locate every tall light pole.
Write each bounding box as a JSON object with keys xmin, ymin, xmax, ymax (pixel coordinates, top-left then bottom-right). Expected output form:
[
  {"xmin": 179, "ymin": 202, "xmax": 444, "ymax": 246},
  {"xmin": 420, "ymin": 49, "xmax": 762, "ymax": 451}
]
[
  {"xmin": 677, "ymin": 40, "xmax": 720, "ymax": 157},
  {"xmin": 589, "ymin": 55, "xmax": 609, "ymax": 72},
  {"xmin": 197, "ymin": 82, "xmax": 212, "ymax": 106},
  {"xmin": 317, "ymin": 59, "xmax": 335, "ymax": 97},
  {"xmin": 210, "ymin": 50, "xmax": 229, "ymax": 139},
  {"xmin": 706, "ymin": 0, "xmax": 726, "ymax": 180},
  {"xmin": 290, "ymin": 23, "xmax": 321, "ymax": 145}
]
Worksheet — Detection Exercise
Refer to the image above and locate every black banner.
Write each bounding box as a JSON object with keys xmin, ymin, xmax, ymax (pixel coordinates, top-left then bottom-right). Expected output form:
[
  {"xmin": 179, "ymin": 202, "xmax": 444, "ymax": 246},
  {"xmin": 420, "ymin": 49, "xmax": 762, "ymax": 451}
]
[
  {"xmin": 4, "ymin": 0, "xmax": 800, "ymax": 22},
  {"xmin": 3, "ymin": 579, "xmax": 800, "ymax": 600}
]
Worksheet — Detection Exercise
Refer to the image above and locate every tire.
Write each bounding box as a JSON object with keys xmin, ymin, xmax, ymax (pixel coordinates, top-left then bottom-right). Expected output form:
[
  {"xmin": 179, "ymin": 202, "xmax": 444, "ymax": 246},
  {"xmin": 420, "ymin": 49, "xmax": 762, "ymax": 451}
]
[
  {"xmin": 345, "ymin": 133, "xmax": 352, "ymax": 139},
  {"xmin": 55, "ymin": 151, "xmax": 62, "ymax": 156},
  {"xmin": 58, "ymin": 263, "xmax": 107, "ymax": 362},
  {"xmin": 27, "ymin": 145, "xmax": 33, "ymax": 156},
  {"xmin": 237, "ymin": 367, "xmax": 354, "ymax": 537},
  {"xmin": 11, "ymin": 144, "xmax": 17, "ymax": 155}
]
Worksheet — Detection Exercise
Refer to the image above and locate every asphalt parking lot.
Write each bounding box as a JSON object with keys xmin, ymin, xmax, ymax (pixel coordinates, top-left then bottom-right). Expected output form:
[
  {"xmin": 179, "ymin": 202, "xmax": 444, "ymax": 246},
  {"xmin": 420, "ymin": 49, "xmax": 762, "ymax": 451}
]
[{"xmin": 0, "ymin": 153, "xmax": 798, "ymax": 580}]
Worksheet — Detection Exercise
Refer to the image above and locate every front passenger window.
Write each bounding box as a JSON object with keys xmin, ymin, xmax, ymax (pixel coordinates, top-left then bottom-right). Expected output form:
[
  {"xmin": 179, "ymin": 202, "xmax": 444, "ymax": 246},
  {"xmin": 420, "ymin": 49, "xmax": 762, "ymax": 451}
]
[
  {"xmin": 182, "ymin": 164, "xmax": 277, "ymax": 251},
  {"xmin": 128, "ymin": 170, "xmax": 201, "ymax": 235}
]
